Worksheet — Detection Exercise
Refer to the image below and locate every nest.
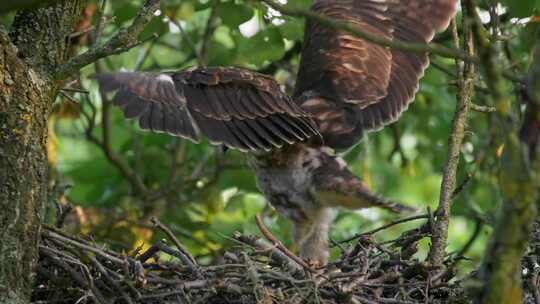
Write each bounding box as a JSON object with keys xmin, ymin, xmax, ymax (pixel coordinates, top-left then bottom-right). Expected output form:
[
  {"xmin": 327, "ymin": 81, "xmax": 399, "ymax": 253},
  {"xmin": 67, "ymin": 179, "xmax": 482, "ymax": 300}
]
[{"xmin": 33, "ymin": 215, "xmax": 471, "ymax": 304}]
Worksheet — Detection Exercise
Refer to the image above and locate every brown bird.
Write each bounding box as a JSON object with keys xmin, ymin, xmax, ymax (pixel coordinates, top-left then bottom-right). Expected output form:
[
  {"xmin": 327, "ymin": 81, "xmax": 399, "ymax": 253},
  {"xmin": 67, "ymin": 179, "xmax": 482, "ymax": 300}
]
[{"xmin": 96, "ymin": 0, "xmax": 457, "ymax": 266}]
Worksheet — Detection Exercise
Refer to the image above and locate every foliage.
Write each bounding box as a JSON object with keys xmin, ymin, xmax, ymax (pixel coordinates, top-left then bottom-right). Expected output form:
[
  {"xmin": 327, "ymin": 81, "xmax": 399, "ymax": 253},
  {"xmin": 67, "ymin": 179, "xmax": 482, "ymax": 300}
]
[{"xmin": 22, "ymin": 0, "xmax": 537, "ymax": 284}]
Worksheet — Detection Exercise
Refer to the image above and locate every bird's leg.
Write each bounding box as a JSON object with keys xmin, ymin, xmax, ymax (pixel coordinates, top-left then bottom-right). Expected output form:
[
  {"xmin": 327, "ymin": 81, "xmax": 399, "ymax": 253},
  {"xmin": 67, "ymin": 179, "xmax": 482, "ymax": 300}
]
[{"xmin": 293, "ymin": 207, "xmax": 337, "ymax": 267}]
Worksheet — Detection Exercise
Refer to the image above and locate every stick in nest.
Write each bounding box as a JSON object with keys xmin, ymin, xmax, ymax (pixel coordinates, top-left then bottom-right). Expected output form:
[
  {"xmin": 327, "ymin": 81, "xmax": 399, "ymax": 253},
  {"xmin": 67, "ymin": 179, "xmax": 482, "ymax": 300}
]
[
  {"xmin": 255, "ymin": 213, "xmax": 315, "ymax": 273},
  {"xmin": 150, "ymin": 217, "xmax": 199, "ymax": 273}
]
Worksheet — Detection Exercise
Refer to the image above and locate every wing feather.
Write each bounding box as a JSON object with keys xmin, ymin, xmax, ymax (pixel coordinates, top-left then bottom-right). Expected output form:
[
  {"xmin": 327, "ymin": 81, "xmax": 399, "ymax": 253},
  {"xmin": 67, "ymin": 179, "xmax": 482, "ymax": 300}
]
[
  {"xmin": 294, "ymin": 0, "xmax": 457, "ymax": 151},
  {"xmin": 96, "ymin": 67, "xmax": 320, "ymax": 152}
]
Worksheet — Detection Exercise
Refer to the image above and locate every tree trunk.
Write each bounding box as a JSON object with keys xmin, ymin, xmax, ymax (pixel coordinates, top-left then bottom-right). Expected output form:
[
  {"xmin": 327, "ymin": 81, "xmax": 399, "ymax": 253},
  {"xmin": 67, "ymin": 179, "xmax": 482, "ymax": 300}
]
[
  {"xmin": 0, "ymin": 2, "xmax": 86, "ymax": 302},
  {"xmin": 0, "ymin": 32, "xmax": 52, "ymax": 303}
]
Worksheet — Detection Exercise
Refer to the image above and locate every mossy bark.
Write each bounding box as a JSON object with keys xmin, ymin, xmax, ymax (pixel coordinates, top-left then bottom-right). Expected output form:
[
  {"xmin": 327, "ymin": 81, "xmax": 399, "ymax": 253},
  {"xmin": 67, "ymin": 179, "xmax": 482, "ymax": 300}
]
[
  {"xmin": 0, "ymin": 2, "xmax": 86, "ymax": 303},
  {"xmin": 464, "ymin": 2, "xmax": 540, "ymax": 302}
]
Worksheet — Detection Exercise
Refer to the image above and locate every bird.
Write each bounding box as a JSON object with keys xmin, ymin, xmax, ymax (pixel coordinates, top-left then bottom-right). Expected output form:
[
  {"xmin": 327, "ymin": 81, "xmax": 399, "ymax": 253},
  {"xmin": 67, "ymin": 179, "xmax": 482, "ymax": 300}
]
[{"xmin": 95, "ymin": 0, "xmax": 458, "ymax": 267}]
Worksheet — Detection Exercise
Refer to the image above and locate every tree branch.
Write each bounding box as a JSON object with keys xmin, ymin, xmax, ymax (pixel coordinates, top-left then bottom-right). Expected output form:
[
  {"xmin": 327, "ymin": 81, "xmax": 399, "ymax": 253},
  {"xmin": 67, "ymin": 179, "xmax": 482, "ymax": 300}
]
[
  {"xmin": 100, "ymin": 91, "xmax": 148, "ymax": 195},
  {"xmin": 255, "ymin": 214, "xmax": 315, "ymax": 273},
  {"xmin": 54, "ymin": 0, "xmax": 161, "ymax": 80},
  {"xmin": 428, "ymin": 11, "xmax": 476, "ymax": 266}
]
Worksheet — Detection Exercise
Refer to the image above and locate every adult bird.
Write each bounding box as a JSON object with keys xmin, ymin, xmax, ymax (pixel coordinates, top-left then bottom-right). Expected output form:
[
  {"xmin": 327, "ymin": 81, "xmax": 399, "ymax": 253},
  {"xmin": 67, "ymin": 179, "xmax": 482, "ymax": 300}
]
[{"xmin": 96, "ymin": 0, "xmax": 457, "ymax": 266}]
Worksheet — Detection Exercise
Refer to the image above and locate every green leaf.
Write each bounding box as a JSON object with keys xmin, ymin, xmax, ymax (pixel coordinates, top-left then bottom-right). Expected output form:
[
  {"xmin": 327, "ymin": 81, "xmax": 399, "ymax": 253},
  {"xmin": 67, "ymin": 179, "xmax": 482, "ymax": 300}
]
[
  {"xmin": 501, "ymin": 0, "xmax": 535, "ymax": 18},
  {"xmin": 284, "ymin": 0, "xmax": 313, "ymax": 10},
  {"xmin": 235, "ymin": 27, "xmax": 285, "ymax": 66},
  {"xmin": 277, "ymin": 18, "xmax": 304, "ymax": 41},
  {"xmin": 217, "ymin": 2, "xmax": 254, "ymax": 28}
]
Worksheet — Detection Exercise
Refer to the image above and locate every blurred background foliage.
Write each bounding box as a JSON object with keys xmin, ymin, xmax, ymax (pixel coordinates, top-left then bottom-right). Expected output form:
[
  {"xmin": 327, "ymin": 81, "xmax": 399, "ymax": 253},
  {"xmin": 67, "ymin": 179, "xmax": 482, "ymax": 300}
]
[{"xmin": 2, "ymin": 0, "xmax": 538, "ymax": 275}]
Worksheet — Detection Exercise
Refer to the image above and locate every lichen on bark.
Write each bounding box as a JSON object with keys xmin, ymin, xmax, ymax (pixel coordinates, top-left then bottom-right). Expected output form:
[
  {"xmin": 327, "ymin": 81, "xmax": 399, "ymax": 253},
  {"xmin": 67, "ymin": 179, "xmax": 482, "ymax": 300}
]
[{"xmin": 0, "ymin": 2, "xmax": 87, "ymax": 302}]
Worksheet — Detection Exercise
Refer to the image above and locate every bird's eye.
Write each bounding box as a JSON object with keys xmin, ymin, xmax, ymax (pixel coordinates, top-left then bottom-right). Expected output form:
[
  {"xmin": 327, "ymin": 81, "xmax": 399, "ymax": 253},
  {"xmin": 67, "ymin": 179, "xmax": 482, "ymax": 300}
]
[{"xmin": 302, "ymin": 160, "xmax": 311, "ymax": 168}]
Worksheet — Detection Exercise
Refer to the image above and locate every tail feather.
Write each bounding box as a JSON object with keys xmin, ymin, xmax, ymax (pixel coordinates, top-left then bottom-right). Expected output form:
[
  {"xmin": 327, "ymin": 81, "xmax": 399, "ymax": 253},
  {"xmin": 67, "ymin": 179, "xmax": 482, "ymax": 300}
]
[{"xmin": 313, "ymin": 152, "xmax": 418, "ymax": 214}]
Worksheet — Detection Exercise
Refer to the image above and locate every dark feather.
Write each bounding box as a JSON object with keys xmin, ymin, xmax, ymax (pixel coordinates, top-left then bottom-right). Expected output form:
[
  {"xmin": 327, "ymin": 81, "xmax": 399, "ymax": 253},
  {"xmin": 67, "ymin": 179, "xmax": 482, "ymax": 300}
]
[
  {"xmin": 294, "ymin": 0, "xmax": 457, "ymax": 151},
  {"xmin": 96, "ymin": 68, "xmax": 320, "ymax": 152}
]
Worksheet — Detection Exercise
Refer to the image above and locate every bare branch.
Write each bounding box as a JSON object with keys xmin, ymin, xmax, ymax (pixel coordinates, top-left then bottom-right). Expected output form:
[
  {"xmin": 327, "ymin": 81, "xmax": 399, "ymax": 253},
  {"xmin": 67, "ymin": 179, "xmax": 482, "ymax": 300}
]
[
  {"xmin": 200, "ymin": 0, "xmax": 219, "ymax": 65},
  {"xmin": 338, "ymin": 213, "xmax": 431, "ymax": 244},
  {"xmin": 99, "ymin": 88, "xmax": 148, "ymax": 195},
  {"xmin": 428, "ymin": 11, "xmax": 476, "ymax": 266},
  {"xmin": 169, "ymin": 18, "xmax": 204, "ymax": 66},
  {"xmin": 54, "ymin": 0, "xmax": 161, "ymax": 80},
  {"xmin": 255, "ymin": 214, "xmax": 315, "ymax": 273},
  {"xmin": 150, "ymin": 217, "xmax": 198, "ymax": 272}
]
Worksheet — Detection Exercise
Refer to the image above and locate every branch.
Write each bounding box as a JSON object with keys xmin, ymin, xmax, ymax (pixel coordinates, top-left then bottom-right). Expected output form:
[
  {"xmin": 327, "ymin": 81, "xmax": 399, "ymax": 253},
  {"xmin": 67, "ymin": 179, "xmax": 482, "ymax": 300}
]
[
  {"xmin": 428, "ymin": 11, "xmax": 476, "ymax": 266},
  {"xmin": 260, "ymin": 0, "xmax": 475, "ymax": 62},
  {"xmin": 150, "ymin": 217, "xmax": 198, "ymax": 273},
  {"xmin": 54, "ymin": 0, "xmax": 161, "ymax": 80},
  {"xmin": 200, "ymin": 0, "xmax": 219, "ymax": 65},
  {"xmin": 255, "ymin": 214, "xmax": 315, "ymax": 273},
  {"xmin": 338, "ymin": 213, "xmax": 431, "ymax": 244},
  {"xmin": 98, "ymin": 85, "xmax": 148, "ymax": 195},
  {"xmin": 232, "ymin": 232, "xmax": 303, "ymax": 274}
]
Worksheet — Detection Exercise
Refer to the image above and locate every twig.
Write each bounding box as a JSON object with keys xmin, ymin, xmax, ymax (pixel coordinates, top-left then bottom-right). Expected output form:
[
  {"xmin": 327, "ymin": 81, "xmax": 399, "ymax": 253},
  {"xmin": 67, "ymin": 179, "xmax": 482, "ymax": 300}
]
[
  {"xmin": 54, "ymin": 0, "xmax": 161, "ymax": 79},
  {"xmin": 150, "ymin": 217, "xmax": 198, "ymax": 270},
  {"xmin": 232, "ymin": 232, "xmax": 304, "ymax": 274},
  {"xmin": 42, "ymin": 229, "xmax": 126, "ymax": 266},
  {"xmin": 255, "ymin": 214, "xmax": 315, "ymax": 273},
  {"xmin": 60, "ymin": 87, "xmax": 89, "ymax": 94},
  {"xmin": 338, "ymin": 213, "xmax": 431, "ymax": 244},
  {"xmin": 453, "ymin": 217, "xmax": 483, "ymax": 262},
  {"xmin": 40, "ymin": 246, "xmax": 110, "ymax": 304},
  {"xmin": 55, "ymin": 201, "xmax": 73, "ymax": 228},
  {"xmin": 170, "ymin": 18, "xmax": 204, "ymax": 66},
  {"xmin": 471, "ymin": 103, "xmax": 497, "ymax": 113},
  {"xmin": 200, "ymin": 0, "xmax": 219, "ymax": 64},
  {"xmin": 136, "ymin": 240, "xmax": 165, "ymax": 263},
  {"xmin": 36, "ymin": 222, "xmax": 468, "ymax": 303},
  {"xmin": 428, "ymin": 12, "xmax": 476, "ymax": 266},
  {"xmin": 85, "ymin": 253, "xmax": 134, "ymax": 304},
  {"xmin": 97, "ymin": 85, "xmax": 148, "ymax": 195}
]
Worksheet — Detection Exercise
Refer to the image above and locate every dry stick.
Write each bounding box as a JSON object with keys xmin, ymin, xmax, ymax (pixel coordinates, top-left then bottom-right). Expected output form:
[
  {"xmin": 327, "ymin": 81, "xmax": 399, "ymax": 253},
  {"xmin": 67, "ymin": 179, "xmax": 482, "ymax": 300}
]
[
  {"xmin": 232, "ymin": 232, "xmax": 304, "ymax": 273},
  {"xmin": 470, "ymin": 103, "xmax": 497, "ymax": 113},
  {"xmin": 40, "ymin": 246, "xmax": 110, "ymax": 304},
  {"xmin": 254, "ymin": 214, "xmax": 315, "ymax": 273},
  {"xmin": 428, "ymin": 12, "xmax": 476, "ymax": 267},
  {"xmin": 338, "ymin": 213, "xmax": 431, "ymax": 244},
  {"xmin": 150, "ymin": 217, "xmax": 198, "ymax": 269},
  {"xmin": 60, "ymin": 87, "xmax": 90, "ymax": 94},
  {"xmin": 85, "ymin": 253, "xmax": 134, "ymax": 304}
]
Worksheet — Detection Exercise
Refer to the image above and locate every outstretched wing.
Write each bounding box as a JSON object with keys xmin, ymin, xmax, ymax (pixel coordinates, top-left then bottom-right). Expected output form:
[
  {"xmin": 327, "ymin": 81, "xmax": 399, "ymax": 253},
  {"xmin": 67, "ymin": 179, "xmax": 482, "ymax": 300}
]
[
  {"xmin": 97, "ymin": 67, "xmax": 320, "ymax": 152},
  {"xmin": 293, "ymin": 0, "xmax": 457, "ymax": 151}
]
